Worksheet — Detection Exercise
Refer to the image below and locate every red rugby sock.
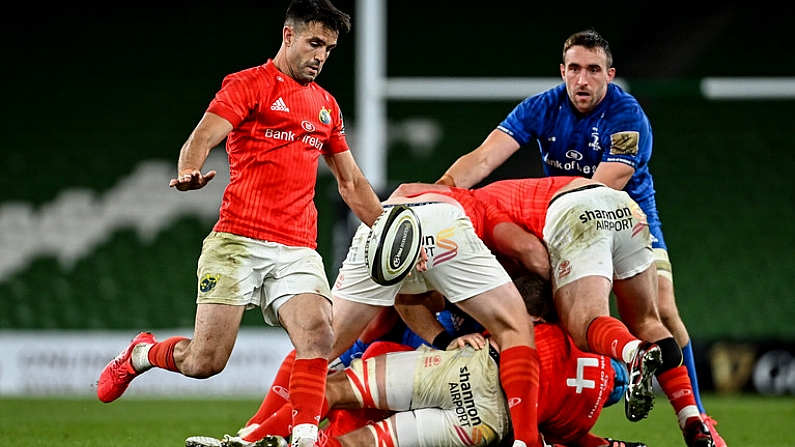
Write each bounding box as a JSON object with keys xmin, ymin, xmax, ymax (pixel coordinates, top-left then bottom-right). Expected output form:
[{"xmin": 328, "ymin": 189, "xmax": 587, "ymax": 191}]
[
  {"xmin": 657, "ymin": 365, "xmax": 698, "ymax": 414},
  {"xmin": 500, "ymin": 346, "xmax": 541, "ymax": 447},
  {"xmin": 244, "ymin": 402, "xmax": 293, "ymax": 440},
  {"xmin": 586, "ymin": 316, "xmax": 637, "ymax": 361},
  {"xmin": 147, "ymin": 336, "xmax": 188, "ymax": 372},
  {"xmin": 247, "ymin": 350, "xmax": 296, "ymax": 427},
  {"xmin": 289, "ymin": 357, "xmax": 329, "ymax": 428},
  {"xmin": 244, "ymin": 398, "xmax": 330, "ymax": 442}
]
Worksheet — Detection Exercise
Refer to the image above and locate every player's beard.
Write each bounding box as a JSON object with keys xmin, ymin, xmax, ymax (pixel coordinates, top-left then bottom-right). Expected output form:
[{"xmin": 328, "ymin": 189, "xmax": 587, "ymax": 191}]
[
  {"xmin": 301, "ymin": 62, "xmax": 321, "ymax": 83},
  {"xmin": 569, "ymin": 88, "xmax": 601, "ymax": 114}
]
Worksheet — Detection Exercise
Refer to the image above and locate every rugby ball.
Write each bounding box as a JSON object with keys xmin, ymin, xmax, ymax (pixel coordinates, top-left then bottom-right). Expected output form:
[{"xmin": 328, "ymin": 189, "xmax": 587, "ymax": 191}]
[{"xmin": 365, "ymin": 205, "xmax": 423, "ymax": 286}]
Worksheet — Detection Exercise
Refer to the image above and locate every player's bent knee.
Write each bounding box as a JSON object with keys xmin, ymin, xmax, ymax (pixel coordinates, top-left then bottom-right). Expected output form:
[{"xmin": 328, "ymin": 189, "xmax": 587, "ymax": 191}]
[
  {"xmin": 183, "ymin": 361, "xmax": 227, "ymax": 379},
  {"xmin": 293, "ymin": 326, "xmax": 334, "ymax": 358},
  {"xmin": 179, "ymin": 350, "xmax": 230, "ymax": 378}
]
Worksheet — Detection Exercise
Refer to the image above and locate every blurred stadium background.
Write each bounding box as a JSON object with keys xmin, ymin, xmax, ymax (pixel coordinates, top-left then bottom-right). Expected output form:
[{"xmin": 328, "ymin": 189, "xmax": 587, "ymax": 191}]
[{"xmin": 1, "ymin": 1, "xmax": 793, "ymax": 397}]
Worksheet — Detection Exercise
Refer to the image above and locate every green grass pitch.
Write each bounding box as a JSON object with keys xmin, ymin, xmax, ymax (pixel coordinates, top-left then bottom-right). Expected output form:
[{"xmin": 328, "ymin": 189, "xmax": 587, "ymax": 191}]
[{"xmin": 1, "ymin": 394, "xmax": 792, "ymax": 446}]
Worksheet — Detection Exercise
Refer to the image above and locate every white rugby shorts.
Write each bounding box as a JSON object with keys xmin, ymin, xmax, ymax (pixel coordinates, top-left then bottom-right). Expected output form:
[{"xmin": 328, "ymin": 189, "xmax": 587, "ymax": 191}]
[
  {"xmin": 332, "ymin": 202, "xmax": 511, "ymax": 305},
  {"xmin": 543, "ymin": 186, "xmax": 654, "ymax": 291},
  {"xmin": 196, "ymin": 231, "xmax": 331, "ymax": 326},
  {"xmin": 346, "ymin": 344, "xmax": 508, "ymax": 447}
]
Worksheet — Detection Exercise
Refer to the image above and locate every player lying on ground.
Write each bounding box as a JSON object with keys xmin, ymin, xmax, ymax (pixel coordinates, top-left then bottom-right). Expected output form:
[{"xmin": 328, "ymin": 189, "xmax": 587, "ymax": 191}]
[{"xmin": 187, "ymin": 274, "xmax": 647, "ymax": 447}]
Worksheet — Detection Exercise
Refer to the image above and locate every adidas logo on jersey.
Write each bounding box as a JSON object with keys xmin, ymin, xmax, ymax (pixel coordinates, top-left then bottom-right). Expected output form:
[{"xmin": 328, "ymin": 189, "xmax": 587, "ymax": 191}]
[{"xmin": 270, "ymin": 97, "xmax": 290, "ymax": 112}]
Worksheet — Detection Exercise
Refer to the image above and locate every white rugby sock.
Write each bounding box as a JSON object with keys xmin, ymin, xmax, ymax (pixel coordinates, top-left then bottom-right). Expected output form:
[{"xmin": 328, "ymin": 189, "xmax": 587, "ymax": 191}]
[
  {"xmin": 131, "ymin": 343, "xmax": 153, "ymax": 372},
  {"xmin": 623, "ymin": 340, "xmax": 641, "ymax": 363}
]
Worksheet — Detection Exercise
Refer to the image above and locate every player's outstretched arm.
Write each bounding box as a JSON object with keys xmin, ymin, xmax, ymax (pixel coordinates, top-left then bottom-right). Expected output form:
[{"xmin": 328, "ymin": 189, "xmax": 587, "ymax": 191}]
[
  {"xmin": 324, "ymin": 151, "xmax": 383, "ymax": 227},
  {"xmin": 436, "ymin": 129, "xmax": 520, "ymax": 188},
  {"xmin": 388, "ymin": 182, "xmax": 451, "ymax": 199},
  {"xmin": 591, "ymin": 160, "xmax": 635, "ymax": 191},
  {"xmin": 169, "ymin": 112, "xmax": 230, "ymax": 191},
  {"xmin": 169, "ymin": 169, "xmax": 217, "ymax": 191}
]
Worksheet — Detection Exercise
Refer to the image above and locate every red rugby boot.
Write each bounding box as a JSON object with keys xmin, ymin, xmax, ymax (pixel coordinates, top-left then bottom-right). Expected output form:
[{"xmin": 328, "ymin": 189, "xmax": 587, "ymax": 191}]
[{"xmin": 97, "ymin": 331, "xmax": 156, "ymax": 403}]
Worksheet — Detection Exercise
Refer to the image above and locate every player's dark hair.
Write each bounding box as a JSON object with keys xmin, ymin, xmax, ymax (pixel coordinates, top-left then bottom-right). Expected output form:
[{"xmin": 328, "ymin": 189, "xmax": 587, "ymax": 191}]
[
  {"xmin": 562, "ymin": 28, "xmax": 613, "ymax": 68},
  {"xmin": 285, "ymin": 0, "xmax": 352, "ymax": 35},
  {"xmin": 514, "ymin": 272, "xmax": 556, "ymax": 322}
]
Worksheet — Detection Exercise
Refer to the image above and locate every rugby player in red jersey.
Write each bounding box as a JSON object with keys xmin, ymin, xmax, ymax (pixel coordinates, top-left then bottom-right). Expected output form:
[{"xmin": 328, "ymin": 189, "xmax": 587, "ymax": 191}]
[{"xmin": 97, "ymin": 3, "xmax": 382, "ymax": 447}]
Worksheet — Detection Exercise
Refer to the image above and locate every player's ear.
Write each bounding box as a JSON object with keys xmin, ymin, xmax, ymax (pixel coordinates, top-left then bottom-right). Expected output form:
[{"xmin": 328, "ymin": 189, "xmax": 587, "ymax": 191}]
[
  {"xmin": 283, "ymin": 25, "xmax": 294, "ymax": 46},
  {"xmin": 606, "ymin": 67, "xmax": 616, "ymax": 82}
]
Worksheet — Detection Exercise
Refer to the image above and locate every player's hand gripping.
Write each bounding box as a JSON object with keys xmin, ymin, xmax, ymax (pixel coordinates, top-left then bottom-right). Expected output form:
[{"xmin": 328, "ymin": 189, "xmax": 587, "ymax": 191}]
[
  {"xmin": 449, "ymin": 333, "xmax": 488, "ymax": 351},
  {"xmin": 416, "ymin": 246, "xmax": 429, "ymax": 272},
  {"xmin": 406, "ymin": 246, "xmax": 429, "ymax": 279},
  {"xmin": 169, "ymin": 169, "xmax": 216, "ymax": 191}
]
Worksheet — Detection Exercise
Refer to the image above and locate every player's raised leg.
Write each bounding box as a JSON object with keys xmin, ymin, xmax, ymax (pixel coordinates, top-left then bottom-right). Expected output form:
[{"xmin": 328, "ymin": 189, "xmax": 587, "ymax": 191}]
[{"xmin": 98, "ymin": 302, "xmax": 242, "ymax": 402}]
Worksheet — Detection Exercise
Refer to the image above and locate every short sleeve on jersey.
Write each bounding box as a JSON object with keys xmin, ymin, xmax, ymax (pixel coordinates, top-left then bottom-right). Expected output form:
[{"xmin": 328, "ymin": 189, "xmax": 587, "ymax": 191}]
[
  {"xmin": 498, "ymin": 96, "xmax": 540, "ymax": 145},
  {"xmin": 206, "ymin": 70, "xmax": 267, "ymax": 128},
  {"xmin": 498, "ymin": 87, "xmax": 563, "ymax": 146},
  {"xmin": 600, "ymin": 96, "xmax": 652, "ymax": 170},
  {"xmin": 602, "ymin": 130, "xmax": 640, "ymax": 168},
  {"xmin": 324, "ymin": 106, "xmax": 350, "ymax": 155}
]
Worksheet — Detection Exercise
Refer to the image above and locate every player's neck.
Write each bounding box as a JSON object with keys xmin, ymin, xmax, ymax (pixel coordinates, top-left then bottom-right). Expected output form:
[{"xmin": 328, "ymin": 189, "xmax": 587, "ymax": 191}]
[{"xmin": 272, "ymin": 49, "xmax": 309, "ymax": 86}]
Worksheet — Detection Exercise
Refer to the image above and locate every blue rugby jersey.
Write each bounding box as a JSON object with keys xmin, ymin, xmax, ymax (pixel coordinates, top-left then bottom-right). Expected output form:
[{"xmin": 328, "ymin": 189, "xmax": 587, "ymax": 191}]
[{"xmin": 497, "ymin": 83, "xmax": 667, "ymax": 249}]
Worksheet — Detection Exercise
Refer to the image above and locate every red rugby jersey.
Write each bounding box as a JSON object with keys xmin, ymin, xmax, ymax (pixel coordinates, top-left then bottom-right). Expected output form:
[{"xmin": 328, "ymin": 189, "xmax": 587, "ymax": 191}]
[
  {"xmin": 207, "ymin": 60, "xmax": 349, "ymax": 248},
  {"xmin": 535, "ymin": 322, "xmax": 614, "ymax": 445},
  {"xmin": 403, "ymin": 187, "xmax": 512, "ymax": 249},
  {"xmin": 473, "ymin": 177, "xmax": 579, "ymax": 237}
]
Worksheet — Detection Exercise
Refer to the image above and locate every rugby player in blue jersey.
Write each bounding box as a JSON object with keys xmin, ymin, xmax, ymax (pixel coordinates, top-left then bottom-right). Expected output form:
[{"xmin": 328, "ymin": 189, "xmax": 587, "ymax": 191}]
[{"xmin": 436, "ymin": 29, "xmax": 725, "ymax": 447}]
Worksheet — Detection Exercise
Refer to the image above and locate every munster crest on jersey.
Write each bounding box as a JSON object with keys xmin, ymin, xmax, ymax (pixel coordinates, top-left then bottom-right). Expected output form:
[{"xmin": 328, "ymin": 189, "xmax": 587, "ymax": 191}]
[
  {"xmin": 609, "ymin": 131, "xmax": 639, "ymax": 156},
  {"xmin": 319, "ymin": 107, "xmax": 332, "ymax": 125}
]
